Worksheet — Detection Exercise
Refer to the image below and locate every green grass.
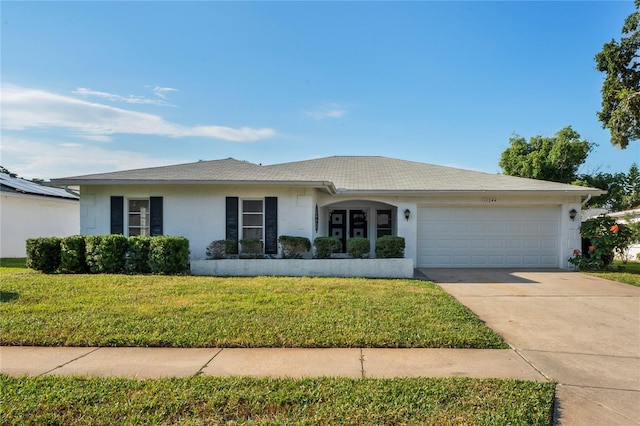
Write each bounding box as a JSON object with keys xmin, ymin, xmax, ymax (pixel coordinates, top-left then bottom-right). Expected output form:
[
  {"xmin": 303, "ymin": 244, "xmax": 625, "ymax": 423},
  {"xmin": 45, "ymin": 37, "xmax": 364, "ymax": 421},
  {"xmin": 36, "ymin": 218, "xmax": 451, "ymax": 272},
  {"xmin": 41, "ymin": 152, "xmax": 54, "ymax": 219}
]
[
  {"xmin": 585, "ymin": 260, "xmax": 640, "ymax": 287},
  {"xmin": 0, "ymin": 258, "xmax": 26, "ymax": 268},
  {"xmin": 0, "ymin": 375, "xmax": 555, "ymax": 425},
  {"xmin": 0, "ymin": 266, "xmax": 506, "ymax": 348}
]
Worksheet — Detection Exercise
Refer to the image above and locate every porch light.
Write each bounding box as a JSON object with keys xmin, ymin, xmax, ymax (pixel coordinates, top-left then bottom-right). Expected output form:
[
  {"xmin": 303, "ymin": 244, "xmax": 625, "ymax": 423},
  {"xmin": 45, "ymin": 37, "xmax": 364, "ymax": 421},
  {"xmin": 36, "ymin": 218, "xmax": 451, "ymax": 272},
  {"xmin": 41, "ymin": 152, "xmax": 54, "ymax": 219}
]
[
  {"xmin": 569, "ymin": 209, "xmax": 577, "ymax": 221},
  {"xmin": 404, "ymin": 209, "xmax": 411, "ymax": 221}
]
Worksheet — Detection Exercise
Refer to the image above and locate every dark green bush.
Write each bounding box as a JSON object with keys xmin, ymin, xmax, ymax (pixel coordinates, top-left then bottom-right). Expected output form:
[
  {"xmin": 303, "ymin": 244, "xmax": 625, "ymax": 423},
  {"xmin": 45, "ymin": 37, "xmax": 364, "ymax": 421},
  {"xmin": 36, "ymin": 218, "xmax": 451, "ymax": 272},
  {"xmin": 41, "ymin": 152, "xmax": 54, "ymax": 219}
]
[
  {"xmin": 239, "ymin": 238, "xmax": 264, "ymax": 259},
  {"xmin": 375, "ymin": 236, "xmax": 406, "ymax": 259},
  {"xmin": 85, "ymin": 234, "xmax": 128, "ymax": 274},
  {"xmin": 60, "ymin": 235, "xmax": 87, "ymax": 273},
  {"xmin": 313, "ymin": 237, "xmax": 342, "ymax": 259},
  {"xmin": 26, "ymin": 237, "xmax": 61, "ymax": 273},
  {"xmin": 206, "ymin": 239, "xmax": 237, "ymax": 259},
  {"xmin": 126, "ymin": 236, "xmax": 152, "ymax": 273},
  {"xmin": 149, "ymin": 236, "xmax": 190, "ymax": 274},
  {"xmin": 278, "ymin": 236, "xmax": 312, "ymax": 259},
  {"xmin": 347, "ymin": 237, "xmax": 370, "ymax": 259}
]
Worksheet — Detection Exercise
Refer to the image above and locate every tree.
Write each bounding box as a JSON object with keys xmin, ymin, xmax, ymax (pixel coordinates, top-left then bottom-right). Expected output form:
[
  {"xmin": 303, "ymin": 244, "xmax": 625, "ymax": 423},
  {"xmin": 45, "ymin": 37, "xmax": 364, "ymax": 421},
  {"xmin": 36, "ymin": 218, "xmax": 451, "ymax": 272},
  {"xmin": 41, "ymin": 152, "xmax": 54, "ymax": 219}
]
[
  {"xmin": 622, "ymin": 163, "xmax": 640, "ymax": 208},
  {"xmin": 499, "ymin": 126, "xmax": 594, "ymax": 183},
  {"xmin": 575, "ymin": 163, "xmax": 640, "ymax": 211},
  {"xmin": 595, "ymin": 0, "xmax": 640, "ymax": 149}
]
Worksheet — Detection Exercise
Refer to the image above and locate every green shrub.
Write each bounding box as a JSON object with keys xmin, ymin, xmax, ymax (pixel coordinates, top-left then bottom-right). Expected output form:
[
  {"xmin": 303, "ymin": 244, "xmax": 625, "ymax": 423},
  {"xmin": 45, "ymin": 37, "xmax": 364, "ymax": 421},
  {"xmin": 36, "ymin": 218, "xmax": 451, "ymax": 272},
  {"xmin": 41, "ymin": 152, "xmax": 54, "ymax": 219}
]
[
  {"xmin": 347, "ymin": 237, "xmax": 370, "ymax": 259},
  {"xmin": 85, "ymin": 234, "xmax": 128, "ymax": 274},
  {"xmin": 375, "ymin": 236, "xmax": 405, "ymax": 259},
  {"xmin": 568, "ymin": 216, "xmax": 635, "ymax": 270},
  {"xmin": 26, "ymin": 237, "xmax": 61, "ymax": 273},
  {"xmin": 239, "ymin": 238, "xmax": 264, "ymax": 259},
  {"xmin": 313, "ymin": 237, "xmax": 342, "ymax": 259},
  {"xmin": 278, "ymin": 236, "xmax": 311, "ymax": 259},
  {"xmin": 60, "ymin": 235, "xmax": 87, "ymax": 273},
  {"xmin": 149, "ymin": 236, "xmax": 190, "ymax": 274},
  {"xmin": 206, "ymin": 239, "xmax": 237, "ymax": 259},
  {"xmin": 126, "ymin": 236, "xmax": 152, "ymax": 273}
]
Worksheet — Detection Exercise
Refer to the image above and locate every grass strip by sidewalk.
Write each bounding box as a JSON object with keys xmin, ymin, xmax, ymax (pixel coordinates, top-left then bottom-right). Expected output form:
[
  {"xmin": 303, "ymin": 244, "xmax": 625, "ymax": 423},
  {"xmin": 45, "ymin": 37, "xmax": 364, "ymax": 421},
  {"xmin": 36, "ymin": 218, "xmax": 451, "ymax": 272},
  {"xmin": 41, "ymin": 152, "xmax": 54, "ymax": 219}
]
[
  {"xmin": 0, "ymin": 266, "xmax": 506, "ymax": 348},
  {"xmin": 0, "ymin": 375, "xmax": 555, "ymax": 425}
]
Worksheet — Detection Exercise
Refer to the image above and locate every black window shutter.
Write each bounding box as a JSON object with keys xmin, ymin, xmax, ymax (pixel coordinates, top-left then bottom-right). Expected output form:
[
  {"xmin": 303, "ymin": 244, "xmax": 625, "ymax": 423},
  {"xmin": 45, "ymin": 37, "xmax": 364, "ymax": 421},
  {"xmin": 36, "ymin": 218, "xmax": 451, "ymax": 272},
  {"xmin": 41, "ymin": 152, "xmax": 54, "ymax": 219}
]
[
  {"xmin": 110, "ymin": 196, "xmax": 124, "ymax": 235},
  {"xmin": 264, "ymin": 197, "xmax": 278, "ymax": 255},
  {"xmin": 150, "ymin": 197, "xmax": 163, "ymax": 236},
  {"xmin": 225, "ymin": 197, "xmax": 239, "ymax": 254}
]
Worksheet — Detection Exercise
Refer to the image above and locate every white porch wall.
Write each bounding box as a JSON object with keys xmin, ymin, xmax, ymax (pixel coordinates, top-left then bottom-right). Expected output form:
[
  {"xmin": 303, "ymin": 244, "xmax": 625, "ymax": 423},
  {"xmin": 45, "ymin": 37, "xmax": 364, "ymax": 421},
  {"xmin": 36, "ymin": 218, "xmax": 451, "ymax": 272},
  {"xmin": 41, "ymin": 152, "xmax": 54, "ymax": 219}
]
[{"xmin": 1, "ymin": 192, "xmax": 79, "ymax": 257}]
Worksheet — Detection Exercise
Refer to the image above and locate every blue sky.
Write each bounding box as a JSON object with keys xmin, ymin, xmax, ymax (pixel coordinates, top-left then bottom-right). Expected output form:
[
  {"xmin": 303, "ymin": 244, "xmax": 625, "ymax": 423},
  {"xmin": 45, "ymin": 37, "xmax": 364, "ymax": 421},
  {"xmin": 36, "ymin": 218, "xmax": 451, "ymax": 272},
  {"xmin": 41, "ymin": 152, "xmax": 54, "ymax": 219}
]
[{"xmin": 1, "ymin": 1, "xmax": 638, "ymax": 180}]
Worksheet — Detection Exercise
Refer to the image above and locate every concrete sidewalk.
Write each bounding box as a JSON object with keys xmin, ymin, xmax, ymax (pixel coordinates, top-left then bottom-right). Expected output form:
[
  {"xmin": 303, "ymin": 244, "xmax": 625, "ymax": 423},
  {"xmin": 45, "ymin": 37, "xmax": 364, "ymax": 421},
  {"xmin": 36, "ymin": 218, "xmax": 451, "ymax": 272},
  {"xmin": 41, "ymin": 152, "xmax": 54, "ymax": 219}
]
[{"xmin": 0, "ymin": 346, "xmax": 547, "ymax": 381}]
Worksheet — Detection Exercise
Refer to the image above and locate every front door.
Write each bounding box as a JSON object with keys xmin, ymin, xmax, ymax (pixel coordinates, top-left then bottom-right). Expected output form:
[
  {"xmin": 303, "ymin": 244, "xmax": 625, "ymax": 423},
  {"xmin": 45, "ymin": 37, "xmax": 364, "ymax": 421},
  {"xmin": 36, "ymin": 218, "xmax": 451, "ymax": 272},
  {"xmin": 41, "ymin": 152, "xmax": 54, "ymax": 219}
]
[
  {"xmin": 329, "ymin": 210, "xmax": 347, "ymax": 252},
  {"xmin": 349, "ymin": 210, "xmax": 367, "ymax": 238}
]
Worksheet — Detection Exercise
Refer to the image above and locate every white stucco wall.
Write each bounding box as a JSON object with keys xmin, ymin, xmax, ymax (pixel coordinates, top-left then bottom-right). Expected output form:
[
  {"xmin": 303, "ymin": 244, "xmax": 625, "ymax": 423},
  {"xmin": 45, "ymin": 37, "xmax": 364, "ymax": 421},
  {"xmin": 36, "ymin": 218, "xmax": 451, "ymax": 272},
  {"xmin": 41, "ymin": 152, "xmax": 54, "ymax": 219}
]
[
  {"xmin": 80, "ymin": 185, "xmax": 316, "ymax": 260},
  {"xmin": 79, "ymin": 185, "xmax": 585, "ymax": 269},
  {"xmin": 0, "ymin": 192, "xmax": 80, "ymax": 257}
]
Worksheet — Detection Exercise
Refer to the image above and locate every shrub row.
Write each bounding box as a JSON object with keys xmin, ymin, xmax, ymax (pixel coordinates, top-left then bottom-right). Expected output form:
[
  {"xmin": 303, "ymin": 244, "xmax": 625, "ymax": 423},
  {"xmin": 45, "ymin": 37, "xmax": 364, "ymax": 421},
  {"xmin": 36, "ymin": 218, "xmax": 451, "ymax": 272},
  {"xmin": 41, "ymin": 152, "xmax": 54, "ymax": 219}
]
[
  {"xmin": 26, "ymin": 235, "xmax": 190, "ymax": 275},
  {"xmin": 204, "ymin": 235, "xmax": 405, "ymax": 259}
]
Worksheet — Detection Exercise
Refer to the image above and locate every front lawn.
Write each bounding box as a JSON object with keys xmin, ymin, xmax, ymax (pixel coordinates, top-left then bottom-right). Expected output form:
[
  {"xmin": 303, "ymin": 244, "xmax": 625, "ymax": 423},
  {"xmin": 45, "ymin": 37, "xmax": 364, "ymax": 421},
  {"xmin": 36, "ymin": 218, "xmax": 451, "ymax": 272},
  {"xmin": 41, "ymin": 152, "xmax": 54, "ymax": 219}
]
[
  {"xmin": 0, "ymin": 266, "xmax": 506, "ymax": 348},
  {"xmin": 0, "ymin": 375, "xmax": 555, "ymax": 425},
  {"xmin": 584, "ymin": 260, "xmax": 640, "ymax": 287}
]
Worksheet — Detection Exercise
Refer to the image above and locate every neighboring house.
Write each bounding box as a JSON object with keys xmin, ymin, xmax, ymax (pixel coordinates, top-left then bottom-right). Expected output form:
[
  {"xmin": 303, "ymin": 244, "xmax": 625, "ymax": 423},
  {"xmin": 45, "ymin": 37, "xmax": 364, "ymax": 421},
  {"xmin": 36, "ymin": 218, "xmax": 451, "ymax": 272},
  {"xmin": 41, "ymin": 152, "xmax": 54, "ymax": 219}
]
[
  {"xmin": 51, "ymin": 156, "xmax": 604, "ymax": 269},
  {"xmin": 1, "ymin": 172, "xmax": 79, "ymax": 257}
]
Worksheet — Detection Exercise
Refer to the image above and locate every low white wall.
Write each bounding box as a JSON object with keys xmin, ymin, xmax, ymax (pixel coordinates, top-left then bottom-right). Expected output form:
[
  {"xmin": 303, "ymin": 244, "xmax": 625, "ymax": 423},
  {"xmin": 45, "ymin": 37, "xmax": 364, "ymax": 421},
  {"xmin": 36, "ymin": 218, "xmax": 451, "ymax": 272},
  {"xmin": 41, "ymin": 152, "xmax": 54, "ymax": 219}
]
[{"xmin": 191, "ymin": 258, "xmax": 415, "ymax": 278}]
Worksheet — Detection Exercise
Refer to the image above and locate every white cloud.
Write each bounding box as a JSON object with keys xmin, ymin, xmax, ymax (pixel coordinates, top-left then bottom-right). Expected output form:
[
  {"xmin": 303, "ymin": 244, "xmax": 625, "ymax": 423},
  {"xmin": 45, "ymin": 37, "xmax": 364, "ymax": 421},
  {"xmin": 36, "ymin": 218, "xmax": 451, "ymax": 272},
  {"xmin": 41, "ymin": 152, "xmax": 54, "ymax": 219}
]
[
  {"xmin": 1, "ymin": 135, "xmax": 178, "ymax": 180},
  {"xmin": 304, "ymin": 103, "xmax": 347, "ymax": 120},
  {"xmin": 152, "ymin": 86, "xmax": 178, "ymax": 99},
  {"xmin": 73, "ymin": 87, "xmax": 174, "ymax": 106},
  {"xmin": 2, "ymin": 85, "xmax": 276, "ymax": 142}
]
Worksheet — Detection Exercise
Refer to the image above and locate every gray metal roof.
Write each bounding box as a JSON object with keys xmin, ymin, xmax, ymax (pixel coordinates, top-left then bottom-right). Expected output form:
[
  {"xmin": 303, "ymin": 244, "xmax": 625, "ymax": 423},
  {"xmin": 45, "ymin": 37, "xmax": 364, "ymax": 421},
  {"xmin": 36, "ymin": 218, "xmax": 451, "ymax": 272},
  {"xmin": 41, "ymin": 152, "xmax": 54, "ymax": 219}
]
[
  {"xmin": 51, "ymin": 156, "xmax": 605, "ymax": 195},
  {"xmin": 1, "ymin": 173, "xmax": 79, "ymax": 200}
]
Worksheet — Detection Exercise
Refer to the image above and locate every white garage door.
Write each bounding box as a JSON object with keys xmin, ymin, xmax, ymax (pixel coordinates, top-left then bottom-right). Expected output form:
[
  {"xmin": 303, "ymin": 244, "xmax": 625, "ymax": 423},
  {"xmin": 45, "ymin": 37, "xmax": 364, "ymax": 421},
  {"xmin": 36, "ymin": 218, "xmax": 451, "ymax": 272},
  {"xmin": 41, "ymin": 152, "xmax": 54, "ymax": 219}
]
[{"xmin": 417, "ymin": 207, "xmax": 559, "ymax": 268}]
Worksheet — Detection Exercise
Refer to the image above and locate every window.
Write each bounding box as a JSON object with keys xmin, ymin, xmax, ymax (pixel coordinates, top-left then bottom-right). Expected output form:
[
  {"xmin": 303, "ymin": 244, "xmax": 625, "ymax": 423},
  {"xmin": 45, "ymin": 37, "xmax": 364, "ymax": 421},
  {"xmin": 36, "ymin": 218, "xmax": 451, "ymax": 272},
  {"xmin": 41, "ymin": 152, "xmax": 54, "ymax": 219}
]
[
  {"xmin": 377, "ymin": 209, "xmax": 392, "ymax": 238},
  {"xmin": 242, "ymin": 199, "xmax": 263, "ymax": 240},
  {"xmin": 129, "ymin": 200, "xmax": 150, "ymax": 236}
]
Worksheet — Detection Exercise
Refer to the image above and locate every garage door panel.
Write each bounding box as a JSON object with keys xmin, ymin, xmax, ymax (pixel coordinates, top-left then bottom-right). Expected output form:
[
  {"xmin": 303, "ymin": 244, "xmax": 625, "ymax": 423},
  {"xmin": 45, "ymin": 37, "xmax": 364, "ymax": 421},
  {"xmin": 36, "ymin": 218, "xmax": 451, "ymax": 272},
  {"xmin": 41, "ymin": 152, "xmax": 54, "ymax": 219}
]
[{"xmin": 417, "ymin": 207, "xmax": 559, "ymax": 268}]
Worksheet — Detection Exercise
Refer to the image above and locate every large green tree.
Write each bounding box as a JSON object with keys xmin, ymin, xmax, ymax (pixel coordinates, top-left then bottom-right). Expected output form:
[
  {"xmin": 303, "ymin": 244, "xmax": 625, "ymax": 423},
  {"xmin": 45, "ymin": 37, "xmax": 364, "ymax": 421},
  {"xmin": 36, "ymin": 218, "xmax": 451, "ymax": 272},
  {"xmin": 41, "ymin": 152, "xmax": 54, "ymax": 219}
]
[
  {"xmin": 575, "ymin": 163, "xmax": 640, "ymax": 211},
  {"xmin": 499, "ymin": 126, "xmax": 594, "ymax": 183},
  {"xmin": 595, "ymin": 0, "xmax": 640, "ymax": 149}
]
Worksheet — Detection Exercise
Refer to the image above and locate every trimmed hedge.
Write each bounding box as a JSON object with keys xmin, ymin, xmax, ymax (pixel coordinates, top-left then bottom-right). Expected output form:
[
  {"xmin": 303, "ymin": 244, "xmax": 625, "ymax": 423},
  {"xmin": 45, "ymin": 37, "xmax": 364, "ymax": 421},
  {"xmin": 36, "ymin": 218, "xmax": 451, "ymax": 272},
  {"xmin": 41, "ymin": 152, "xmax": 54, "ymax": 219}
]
[
  {"xmin": 239, "ymin": 238, "xmax": 264, "ymax": 259},
  {"xmin": 347, "ymin": 237, "xmax": 370, "ymax": 259},
  {"xmin": 60, "ymin": 235, "xmax": 87, "ymax": 273},
  {"xmin": 206, "ymin": 239, "xmax": 237, "ymax": 259},
  {"xmin": 126, "ymin": 236, "xmax": 152, "ymax": 273},
  {"xmin": 85, "ymin": 235, "xmax": 128, "ymax": 273},
  {"xmin": 149, "ymin": 236, "xmax": 190, "ymax": 274},
  {"xmin": 26, "ymin": 235, "xmax": 189, "ymax": 275},
  {"xmin": 375, "ymin": 236, "xmax": 406, "ymax": 259},
  {"xmin": 278, "ymin": 236, "xmax": 311, "ymax": 259},
  {"xmin": 313, "ymin": 237, "xmax": 342, "ymax": 259},
  {"xmin": 26, "ymin": 237, "xmax": 61, "ymax": 273}
]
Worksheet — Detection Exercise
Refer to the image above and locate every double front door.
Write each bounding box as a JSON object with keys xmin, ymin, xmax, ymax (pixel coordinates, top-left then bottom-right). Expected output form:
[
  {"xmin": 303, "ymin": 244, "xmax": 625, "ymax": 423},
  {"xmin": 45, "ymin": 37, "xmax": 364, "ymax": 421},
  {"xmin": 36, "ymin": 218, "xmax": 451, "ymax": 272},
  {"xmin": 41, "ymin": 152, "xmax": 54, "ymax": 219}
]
[{"xmin": 329, "ymin": 210, "xmax": 367, "ymax": 253}]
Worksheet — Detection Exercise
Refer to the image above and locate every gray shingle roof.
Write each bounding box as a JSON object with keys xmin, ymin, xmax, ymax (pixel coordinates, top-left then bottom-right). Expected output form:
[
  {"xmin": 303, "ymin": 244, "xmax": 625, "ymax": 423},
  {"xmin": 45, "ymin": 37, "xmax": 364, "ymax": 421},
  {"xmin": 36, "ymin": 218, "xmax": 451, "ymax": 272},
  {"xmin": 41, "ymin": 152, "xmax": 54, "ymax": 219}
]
[
  {"xmin": 51, "ymin": 156, "xmax": 604, "ymax": 194},
  {"xmin": 1, "ymin": 173, "xmax": 79, "ymax": 200},
  {"xmin": 268, "ymin": 156, "xmax": 599, "ymax": 193}
]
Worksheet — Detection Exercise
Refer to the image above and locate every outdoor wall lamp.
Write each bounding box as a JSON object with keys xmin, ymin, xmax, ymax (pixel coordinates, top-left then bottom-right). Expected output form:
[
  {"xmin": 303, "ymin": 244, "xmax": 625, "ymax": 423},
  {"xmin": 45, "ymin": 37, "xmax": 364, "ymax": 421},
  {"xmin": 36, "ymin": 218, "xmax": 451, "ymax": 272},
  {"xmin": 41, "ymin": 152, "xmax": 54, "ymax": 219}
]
[
  {"xmin": 569, "ymin": 209, "xmax": 577, "ymax": 221},
  {"xmin": 404, "ymin": 209, "xmax": 411, "ymax": 221}
]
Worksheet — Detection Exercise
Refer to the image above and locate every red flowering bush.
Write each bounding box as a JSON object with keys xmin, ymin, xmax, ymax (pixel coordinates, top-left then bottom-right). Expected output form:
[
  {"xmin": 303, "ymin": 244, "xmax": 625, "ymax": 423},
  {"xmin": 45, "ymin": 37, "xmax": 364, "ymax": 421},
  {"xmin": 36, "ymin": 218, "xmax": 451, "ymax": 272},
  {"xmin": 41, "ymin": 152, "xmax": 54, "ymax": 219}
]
[{"xmin": 569, "ymin": 216, "xmax": 634, "ymax": 270}]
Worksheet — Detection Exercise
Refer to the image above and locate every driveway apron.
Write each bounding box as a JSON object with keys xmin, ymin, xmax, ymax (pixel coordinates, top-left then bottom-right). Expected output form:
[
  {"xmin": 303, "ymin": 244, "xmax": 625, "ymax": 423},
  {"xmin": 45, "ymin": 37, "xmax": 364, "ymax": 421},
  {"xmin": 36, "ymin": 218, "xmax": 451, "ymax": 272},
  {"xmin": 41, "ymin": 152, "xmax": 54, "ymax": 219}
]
[{"xmin": 422, "ymin": 269, "xmax": 640, "ymax": 426}]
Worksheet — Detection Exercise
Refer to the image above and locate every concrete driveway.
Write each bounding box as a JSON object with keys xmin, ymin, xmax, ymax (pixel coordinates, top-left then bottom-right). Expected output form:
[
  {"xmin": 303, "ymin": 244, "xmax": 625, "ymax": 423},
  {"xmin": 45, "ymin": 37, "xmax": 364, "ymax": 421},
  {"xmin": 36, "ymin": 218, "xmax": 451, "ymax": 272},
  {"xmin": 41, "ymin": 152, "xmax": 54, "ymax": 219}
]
[{"xmin": 421, "ymin": 269, "xmax": 640, "ymax": 426}]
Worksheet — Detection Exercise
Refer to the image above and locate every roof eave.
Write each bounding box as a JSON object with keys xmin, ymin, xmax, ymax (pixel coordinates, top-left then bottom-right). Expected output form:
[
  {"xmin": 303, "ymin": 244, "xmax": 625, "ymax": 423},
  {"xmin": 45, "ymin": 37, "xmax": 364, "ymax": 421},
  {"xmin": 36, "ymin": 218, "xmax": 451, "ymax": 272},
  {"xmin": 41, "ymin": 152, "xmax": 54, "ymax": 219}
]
[
  {"xmin": 334, "ymin": 188, "xmax": 607, "ymax": 196},
  {"xmin": 50, "ymin": 179, "xmax": 337, "ymax": 194}
]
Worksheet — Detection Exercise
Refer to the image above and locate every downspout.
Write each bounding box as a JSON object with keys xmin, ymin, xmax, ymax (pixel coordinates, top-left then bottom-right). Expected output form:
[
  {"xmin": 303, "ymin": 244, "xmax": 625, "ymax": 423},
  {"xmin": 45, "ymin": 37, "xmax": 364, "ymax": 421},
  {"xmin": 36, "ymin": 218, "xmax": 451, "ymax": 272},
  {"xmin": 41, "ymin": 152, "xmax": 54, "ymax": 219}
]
[{"xmin": 581, "ymin": 193, "xmax": 592, "ymax": 207}]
